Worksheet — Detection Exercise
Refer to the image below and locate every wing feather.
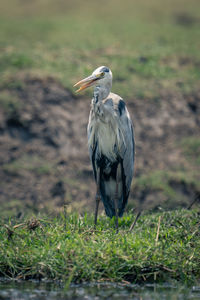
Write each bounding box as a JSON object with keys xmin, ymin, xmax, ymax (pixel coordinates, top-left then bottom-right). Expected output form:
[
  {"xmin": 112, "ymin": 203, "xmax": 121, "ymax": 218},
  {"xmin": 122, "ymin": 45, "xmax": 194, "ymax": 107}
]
[
  {"xmin": 87, "ymin": 94, "xmax": 135, "ymax": 217},
  {"xmin": 113, "ymin": 96, "xmax": 135, "ymax": 196}
]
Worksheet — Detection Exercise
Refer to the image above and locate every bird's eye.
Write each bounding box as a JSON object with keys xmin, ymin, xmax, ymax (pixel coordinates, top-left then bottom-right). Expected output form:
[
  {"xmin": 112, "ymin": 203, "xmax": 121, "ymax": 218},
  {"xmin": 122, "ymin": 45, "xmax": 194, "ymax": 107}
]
[{"xmin": 101, "ymin": 72, "xmax": 105, "ymax": 77}]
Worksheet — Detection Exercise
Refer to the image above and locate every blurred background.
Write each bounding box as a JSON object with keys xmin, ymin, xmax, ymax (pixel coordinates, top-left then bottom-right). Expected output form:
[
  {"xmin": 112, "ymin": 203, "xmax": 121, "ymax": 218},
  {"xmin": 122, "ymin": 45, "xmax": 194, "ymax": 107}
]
[{"xmin": 0, "ymin": 0, "xmax": 199, "ymax": 217}]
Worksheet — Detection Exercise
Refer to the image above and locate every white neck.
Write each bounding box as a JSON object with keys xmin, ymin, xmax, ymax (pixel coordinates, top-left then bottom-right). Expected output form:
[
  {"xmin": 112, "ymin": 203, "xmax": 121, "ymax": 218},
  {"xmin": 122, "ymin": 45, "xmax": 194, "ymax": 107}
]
[{"xmin": 93, "ymin": 82, "xmax": 112, "ymax": 102}]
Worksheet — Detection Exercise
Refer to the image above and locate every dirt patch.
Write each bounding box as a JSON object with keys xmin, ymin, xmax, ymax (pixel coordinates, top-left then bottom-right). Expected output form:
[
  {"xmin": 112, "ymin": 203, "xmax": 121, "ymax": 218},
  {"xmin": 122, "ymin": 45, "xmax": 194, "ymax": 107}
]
[{"xmin": 0, "ymin": 75, "xmax": 199, "ymax": 215}]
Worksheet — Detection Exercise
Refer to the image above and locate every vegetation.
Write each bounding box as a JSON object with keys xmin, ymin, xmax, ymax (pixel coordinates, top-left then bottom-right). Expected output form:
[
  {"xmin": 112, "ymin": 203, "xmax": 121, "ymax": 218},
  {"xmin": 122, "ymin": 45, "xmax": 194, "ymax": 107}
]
[
  {"xmin": 181, "ymin": 137, "xmax": 200, "ymax": 165},
  {"xmin": 3, "ymin": 155, "xmax": 55, "ymax": 176},
  {"xmin": 0, "ymin": 92, "xmax": 22, "ymax": 118},
  {"xmin": 0, "ymin": 0, "xmax": 200, "ymax": 99},
  {"xmin": 0, "ymin": 209, "xmax": 200, "ymax": 284},
  {"xmin": 133, "ymin": 169, "xmax": 199, "ymax": 208},
  {"xmin": 0, "ymin": 0, "xmax": 200, "ymax": 287}
]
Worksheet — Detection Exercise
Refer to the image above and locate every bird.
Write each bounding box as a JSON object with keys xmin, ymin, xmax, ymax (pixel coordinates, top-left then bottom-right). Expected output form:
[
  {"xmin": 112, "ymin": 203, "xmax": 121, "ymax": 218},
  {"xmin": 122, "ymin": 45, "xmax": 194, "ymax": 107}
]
[{"xmin": 74, "ymin": 66, "xmax": 135, "ymax": 231}]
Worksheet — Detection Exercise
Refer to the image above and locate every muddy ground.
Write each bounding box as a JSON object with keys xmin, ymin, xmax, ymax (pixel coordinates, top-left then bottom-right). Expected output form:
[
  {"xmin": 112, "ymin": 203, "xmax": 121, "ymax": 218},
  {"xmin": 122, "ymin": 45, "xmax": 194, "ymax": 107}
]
[{"xmin": 0, "ymin": 74, "xmax": 199, "ymax": 216}]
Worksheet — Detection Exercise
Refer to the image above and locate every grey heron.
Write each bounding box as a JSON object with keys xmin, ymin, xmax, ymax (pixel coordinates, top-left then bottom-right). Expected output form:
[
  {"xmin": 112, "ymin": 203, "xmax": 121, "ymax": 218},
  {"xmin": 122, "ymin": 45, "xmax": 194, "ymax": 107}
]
[{"xmin": 74, "ymin": 66, "xmax": 135, "ymax": 231}]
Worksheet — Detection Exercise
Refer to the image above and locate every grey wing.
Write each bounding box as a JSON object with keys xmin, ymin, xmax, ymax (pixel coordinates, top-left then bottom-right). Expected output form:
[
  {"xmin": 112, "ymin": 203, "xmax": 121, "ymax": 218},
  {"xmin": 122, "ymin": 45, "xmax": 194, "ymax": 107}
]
[{"xmin": 118, "ymin": 102, "xmax": 135, "ymax": 196}]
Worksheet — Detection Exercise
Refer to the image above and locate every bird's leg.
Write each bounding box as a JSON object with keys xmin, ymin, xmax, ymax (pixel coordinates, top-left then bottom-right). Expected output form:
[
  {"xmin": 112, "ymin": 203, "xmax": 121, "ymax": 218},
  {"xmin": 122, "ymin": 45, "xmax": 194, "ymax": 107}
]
[
  {"xmin": 94, "ymin": 168, "xmax": 101, "ymax": 227},
  {"xmin": 114, "ymin": 164, "xmax": 121, "ymax": 233},
  {"xmin": 129, "ymin": 210, "xmax": 142, "ymax": 232}
]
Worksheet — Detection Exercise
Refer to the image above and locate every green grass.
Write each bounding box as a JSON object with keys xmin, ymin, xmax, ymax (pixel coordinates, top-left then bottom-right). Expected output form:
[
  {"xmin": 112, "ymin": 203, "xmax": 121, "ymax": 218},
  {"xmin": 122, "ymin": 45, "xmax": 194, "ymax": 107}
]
[
  {"xmin": 0, "ymin": 209, "xmax": 200, "ymax": 284},
  {"xmin": 135, "ymin": 169, "xmax": 199, "ymax": 191},
  {"xmin": 0, "ymin": 91, "xmax": 22, "ymax": 118},
  {"xmin": 0, "ymin": 0, "xmax": 200, "ymax": 99},
  {"xmin": 132, "ymin": 169, "xmax": 200, "ymax": 209},
  {"xmin": 181, "ymin": 137, "xmax": 200, "ymax": 164},
  {"xmin": 0, "ymin": 1, "xmax": 200, "ymax": 286},
  {"xmin": 3, "ymin": 155, "xmax": 55, "ymax": 176}
]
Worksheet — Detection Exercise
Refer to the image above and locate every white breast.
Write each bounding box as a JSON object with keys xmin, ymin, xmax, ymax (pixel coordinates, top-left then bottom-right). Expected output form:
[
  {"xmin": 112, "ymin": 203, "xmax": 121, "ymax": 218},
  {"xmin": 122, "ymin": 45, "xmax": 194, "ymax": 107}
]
[
  {"xmin": 96, "ymin": 120, "xmax": 117, "ymax": 161},
  {"xmin": 88, "ymin": 100, "xmax": 125, "ymax": 161}
]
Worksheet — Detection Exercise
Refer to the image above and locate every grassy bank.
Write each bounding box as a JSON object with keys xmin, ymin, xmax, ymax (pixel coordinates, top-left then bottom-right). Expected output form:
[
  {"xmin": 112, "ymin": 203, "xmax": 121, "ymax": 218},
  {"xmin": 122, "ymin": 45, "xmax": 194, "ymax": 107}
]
[{"xmin": 0, "ymin": 209, "xmax": 200, "ymax": 285}]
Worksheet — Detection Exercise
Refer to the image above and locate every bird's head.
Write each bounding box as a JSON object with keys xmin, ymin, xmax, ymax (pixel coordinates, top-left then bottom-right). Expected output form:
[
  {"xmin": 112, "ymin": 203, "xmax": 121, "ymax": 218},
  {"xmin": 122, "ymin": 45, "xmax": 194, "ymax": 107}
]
[{"xmin": 74, "ymin": 66, "xmax": 112, "ymax": 93}]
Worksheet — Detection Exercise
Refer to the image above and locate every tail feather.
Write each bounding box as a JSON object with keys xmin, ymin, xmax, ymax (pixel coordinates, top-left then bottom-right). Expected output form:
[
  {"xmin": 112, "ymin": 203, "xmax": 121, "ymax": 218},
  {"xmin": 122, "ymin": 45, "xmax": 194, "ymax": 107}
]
[{"xmin": 100, "ymin": 179, "xmax": 127, "ymax": 218}]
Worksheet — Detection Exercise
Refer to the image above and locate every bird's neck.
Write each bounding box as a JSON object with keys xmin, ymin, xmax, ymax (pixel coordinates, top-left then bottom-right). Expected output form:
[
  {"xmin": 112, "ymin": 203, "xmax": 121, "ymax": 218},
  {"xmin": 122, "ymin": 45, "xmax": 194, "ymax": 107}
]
[{"xmin": 93, "ymin": 83, "xmax": 111, "ymax": 103}]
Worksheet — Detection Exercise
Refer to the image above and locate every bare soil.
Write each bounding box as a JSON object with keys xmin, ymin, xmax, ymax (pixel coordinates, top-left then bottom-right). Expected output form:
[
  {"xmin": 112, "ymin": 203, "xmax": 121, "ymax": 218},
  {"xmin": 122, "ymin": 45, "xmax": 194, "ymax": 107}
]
[{"xmin": 0, "ymin": 75, "xmax": 199, "ymax": 215}]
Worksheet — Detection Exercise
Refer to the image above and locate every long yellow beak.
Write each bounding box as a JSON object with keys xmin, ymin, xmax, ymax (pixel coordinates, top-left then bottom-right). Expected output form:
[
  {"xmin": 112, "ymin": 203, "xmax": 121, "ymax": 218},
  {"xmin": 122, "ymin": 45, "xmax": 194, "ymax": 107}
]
[{"xmin": 73, "ymin": 73, "xmax": 101, "ymax": 93}]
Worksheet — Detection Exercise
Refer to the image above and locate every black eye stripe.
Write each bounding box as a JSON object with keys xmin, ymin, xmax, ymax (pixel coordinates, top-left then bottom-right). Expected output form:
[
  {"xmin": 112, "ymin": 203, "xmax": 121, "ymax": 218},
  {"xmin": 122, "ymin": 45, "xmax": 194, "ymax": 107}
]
[{"xmin": 100, "ymin": 67, "xmax": 109, "ymax": 73}]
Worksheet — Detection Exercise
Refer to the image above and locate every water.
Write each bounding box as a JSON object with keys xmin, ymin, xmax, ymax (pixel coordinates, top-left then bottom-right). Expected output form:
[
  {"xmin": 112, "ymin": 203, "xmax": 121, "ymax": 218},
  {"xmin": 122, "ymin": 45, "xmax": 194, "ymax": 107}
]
[{"xmin": 0, "ymin": 279, "xmax": 200, "ymax": 300}]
